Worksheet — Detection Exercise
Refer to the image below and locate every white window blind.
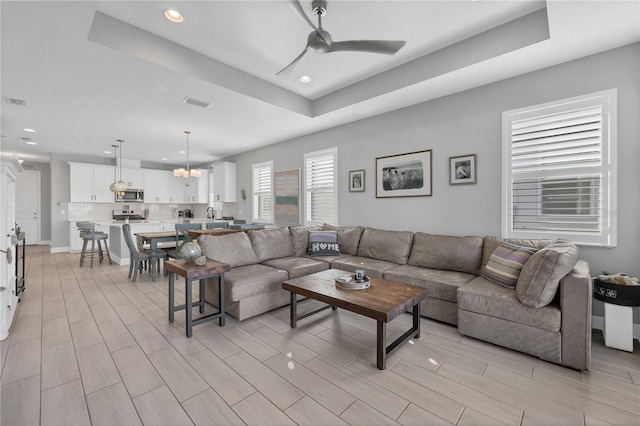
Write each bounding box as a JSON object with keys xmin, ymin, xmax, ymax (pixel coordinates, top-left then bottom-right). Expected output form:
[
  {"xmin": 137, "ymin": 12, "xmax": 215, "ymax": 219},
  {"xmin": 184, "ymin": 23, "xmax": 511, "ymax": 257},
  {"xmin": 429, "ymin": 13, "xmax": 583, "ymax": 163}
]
[
  {"xmin": 502, "ymin": 90, "xmax": 617, "ymax": 246},
  {"xmin": 208, "ymin": 168, "xmax": 215, "ymax": 207},
  {"xmin": 304, "ymin": 148, "xmax": 337, "ymax": 225},
  {"xmin": 252, "ymin": 161, "xmax": 272, "ymax": 222}
]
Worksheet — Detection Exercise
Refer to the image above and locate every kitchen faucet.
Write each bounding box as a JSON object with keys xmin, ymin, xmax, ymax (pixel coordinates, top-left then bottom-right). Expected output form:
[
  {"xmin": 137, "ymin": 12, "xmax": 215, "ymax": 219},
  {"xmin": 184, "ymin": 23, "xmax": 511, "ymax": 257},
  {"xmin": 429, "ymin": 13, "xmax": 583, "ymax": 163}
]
[{"xmin": 207, "ymin": 207, "xmax": 214, "ymax": 219}]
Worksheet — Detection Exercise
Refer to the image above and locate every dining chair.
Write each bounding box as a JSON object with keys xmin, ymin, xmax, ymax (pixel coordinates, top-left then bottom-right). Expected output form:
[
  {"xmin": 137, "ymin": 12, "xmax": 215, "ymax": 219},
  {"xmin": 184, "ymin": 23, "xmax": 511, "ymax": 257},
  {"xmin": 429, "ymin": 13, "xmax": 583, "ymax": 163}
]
[
  {"xmin": 167, "ymin": 223, "xmax": 202, "ymax": 259},
  {"xmin": 76, "ymin": 222, "xmax": 112, "ymax": 268},
  {"xmin": 122, "ymin": 224, "xmax": 167, "ymax": 282},
  {"xmin": 205, "ymin": 222, "xmax": 229, "ymax": 229}
]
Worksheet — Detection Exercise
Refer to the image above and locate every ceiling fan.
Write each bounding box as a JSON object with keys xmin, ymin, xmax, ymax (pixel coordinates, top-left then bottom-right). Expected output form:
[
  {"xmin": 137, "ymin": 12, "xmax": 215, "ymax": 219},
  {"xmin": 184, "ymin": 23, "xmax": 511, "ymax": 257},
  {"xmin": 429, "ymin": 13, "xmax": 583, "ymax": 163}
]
[{"xmin": 277, "ymin": 0, "xmax": 406, "ymax": 76}]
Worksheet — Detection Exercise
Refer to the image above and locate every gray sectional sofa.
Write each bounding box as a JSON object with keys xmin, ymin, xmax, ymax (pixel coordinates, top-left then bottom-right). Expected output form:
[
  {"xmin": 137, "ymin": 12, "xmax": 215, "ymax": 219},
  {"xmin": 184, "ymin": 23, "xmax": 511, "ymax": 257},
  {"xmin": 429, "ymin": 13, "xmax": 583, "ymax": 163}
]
[{"xmin": 199, "ymin": 224, "xmax": 592, "ymax": 370}]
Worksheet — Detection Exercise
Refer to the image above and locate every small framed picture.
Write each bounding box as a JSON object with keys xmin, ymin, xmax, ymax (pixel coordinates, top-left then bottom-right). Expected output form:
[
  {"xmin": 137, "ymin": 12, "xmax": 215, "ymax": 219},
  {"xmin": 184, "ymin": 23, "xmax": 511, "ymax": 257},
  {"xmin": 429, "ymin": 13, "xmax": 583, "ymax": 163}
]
[
  {"xmin": 449, "ymin": 154, "xmax": 477, "ymax": 185},
  {"xmin": 349, "ymin": 170, "xmax": 365, "ymax": 192}
]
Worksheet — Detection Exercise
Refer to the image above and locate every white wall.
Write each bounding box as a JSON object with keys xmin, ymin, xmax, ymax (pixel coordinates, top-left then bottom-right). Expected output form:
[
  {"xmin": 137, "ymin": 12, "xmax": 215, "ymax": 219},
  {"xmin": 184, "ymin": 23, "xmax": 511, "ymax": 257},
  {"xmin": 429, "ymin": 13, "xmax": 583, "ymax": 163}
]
[{"xmin": 224, "ymin": 43, "xmax": 640, "ymax": 323}]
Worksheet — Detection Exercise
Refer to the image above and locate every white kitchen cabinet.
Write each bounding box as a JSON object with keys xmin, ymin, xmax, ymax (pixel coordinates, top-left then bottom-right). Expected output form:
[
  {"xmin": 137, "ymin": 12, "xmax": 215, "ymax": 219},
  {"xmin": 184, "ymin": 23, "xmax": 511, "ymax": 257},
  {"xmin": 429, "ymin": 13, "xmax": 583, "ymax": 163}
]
[
  {"xmin": 185, "ymin": 169, "xmax": 209, "ymax": 203},
  {"xmin": 1, "ymin": 159, "xmax": 20, "ymax": 340},
  {"xmin": 69, "ymin": 162, "xmax": 115, "ymax": 202},
  {"xmin": 144, "ymin": 169, "xmax": 171, "ymax": 203},
  {"xmin": 169, "ymin": 175, "xmax": 186, "ymax": 203},
  {"xmin": 120, "ymin": 167, "xmax": 144, "ymax": 189},
  {"xmin": 213, "ymin": 162, "xmax": 236, "ymax": 203}
]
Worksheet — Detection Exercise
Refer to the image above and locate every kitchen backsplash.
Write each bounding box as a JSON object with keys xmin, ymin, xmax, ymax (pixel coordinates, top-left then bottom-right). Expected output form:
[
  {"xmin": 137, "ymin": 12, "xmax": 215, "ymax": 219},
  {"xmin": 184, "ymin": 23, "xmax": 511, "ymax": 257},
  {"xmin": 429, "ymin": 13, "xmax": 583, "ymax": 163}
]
[{"xmin": 67, "ymin": 202, "xmax": 201, "ymax": 221}]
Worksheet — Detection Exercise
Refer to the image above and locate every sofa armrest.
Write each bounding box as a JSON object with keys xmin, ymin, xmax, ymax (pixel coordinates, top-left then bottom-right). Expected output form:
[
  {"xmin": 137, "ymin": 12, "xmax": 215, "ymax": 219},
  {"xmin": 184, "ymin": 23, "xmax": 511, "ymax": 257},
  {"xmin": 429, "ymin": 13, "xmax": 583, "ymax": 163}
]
[{"xmin": 560, "ymin": 259, "xmax": 592, "ymax": 370}]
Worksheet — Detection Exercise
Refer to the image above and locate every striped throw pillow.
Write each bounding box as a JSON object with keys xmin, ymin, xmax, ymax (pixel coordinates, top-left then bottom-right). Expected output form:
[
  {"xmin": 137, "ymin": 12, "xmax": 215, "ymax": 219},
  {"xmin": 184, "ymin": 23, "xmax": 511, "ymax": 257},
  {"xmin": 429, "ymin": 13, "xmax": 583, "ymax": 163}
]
[{"xmin": 482, "ymin": 242, "xmax": 537, "ymax": 289}]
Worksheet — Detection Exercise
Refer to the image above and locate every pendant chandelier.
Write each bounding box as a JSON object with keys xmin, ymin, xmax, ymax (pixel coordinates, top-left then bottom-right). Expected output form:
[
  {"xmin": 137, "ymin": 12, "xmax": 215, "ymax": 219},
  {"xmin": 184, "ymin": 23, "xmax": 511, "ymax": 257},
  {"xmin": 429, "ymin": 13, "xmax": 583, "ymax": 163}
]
[
  {"xmin": 173, "ymin": 130, "xmax": 201, "ymax": 185},
  {"xmin": 109, "ymin": 139, "xmax": 127, "ymax": 192}
]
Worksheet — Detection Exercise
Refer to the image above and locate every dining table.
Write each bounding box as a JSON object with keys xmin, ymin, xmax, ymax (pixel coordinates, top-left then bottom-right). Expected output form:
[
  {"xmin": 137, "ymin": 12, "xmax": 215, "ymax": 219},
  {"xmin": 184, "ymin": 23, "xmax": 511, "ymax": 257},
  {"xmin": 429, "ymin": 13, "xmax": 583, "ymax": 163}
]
[
  {"xmin": 134, "ymin": 230, "xmax": 185, "ymax": 282},
  {"xmin": 135, "ymin": 228, "xmax": 242, "ymax": 281}
]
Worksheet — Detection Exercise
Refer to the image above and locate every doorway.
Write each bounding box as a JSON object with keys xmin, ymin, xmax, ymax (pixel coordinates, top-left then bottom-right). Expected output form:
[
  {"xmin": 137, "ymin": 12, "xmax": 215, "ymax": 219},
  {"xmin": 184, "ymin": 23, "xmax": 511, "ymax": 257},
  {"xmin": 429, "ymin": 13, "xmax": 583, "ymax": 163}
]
[{"xmin": 15, "ymin": 170, "xmax": 40, "ymax": 245}]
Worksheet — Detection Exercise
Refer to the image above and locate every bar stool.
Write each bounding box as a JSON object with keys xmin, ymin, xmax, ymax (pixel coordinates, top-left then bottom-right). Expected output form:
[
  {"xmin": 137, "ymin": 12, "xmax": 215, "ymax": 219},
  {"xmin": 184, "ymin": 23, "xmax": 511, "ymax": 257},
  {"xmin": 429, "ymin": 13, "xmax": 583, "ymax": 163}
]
[{"xmin": 77, "ymin": 222, "xmax": 112, "ymax": 268}]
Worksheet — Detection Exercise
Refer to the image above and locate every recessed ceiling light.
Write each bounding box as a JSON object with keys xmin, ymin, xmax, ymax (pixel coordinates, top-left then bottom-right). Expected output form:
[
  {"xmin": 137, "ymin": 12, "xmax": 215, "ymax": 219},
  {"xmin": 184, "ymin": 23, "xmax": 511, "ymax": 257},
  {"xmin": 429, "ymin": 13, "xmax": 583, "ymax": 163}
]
[
  {"xmin": 17, "ymin": 159, "xmax": 24, "ymax": 164},
  {"xmin": 164, "ymin": 9, "xmax": 184, "ymax": 23},
  {"xmin": 179, "ymin": 150, "xmax": 186, "ymax": 154},
  {"xmin": 161, "ymin": 157, "xmax": 168, "ymax": 161},
  {"xmin": 26, "ymin": 141, "xmax": 37, "ymax": 145},
  {"xmin": 104, "ymin": 150, "xmax": 112, "ymax": 154},
  {"xmin": 23, "ymin": 128, "xmax": 36, "ymax": 133},
  {"xmin": 299, "ymin": 75, "xmax": 312, "ymax": 83}
]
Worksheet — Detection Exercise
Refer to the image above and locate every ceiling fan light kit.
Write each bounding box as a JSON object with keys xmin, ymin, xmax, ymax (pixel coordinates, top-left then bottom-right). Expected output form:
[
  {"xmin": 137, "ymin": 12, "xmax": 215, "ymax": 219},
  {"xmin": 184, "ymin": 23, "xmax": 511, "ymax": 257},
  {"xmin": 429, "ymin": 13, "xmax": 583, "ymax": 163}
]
[{"xmin": 277, "ymin": 0, "xmax": 406, "ymax": 76}]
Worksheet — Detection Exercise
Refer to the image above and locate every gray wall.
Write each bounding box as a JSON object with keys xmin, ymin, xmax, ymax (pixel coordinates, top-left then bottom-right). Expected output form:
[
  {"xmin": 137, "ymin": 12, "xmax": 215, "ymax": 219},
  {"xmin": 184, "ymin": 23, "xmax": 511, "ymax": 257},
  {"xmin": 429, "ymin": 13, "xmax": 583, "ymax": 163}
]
[{"xmin": 225, "ymin": 43, "xmax": 640, "ymax": 323}]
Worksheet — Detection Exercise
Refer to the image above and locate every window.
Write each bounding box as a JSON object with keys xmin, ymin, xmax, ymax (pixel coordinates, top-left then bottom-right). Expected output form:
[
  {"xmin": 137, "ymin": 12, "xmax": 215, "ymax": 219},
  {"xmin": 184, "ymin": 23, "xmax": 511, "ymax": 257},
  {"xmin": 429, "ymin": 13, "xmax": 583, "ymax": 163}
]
[
  {"xmin": 252, "ymin": 161, "xmax": 272, "ymax": 222},
  {"xmin": 208, "ymin": 168, "xmax": 215, "ymax": 207},
  {"xmin": 304, "ymin": 147, "xmax": 337, "ymax": 225},
  {"xmin": 502, "ymin": 90, "xmax": 617, "ymax": 246}
]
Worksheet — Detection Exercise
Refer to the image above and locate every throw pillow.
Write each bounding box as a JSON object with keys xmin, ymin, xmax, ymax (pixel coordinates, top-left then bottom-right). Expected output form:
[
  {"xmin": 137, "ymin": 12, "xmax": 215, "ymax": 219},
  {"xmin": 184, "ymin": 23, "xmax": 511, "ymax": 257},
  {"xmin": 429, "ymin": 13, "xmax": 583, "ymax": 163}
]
[
  {"xmin": 308, "ymin": 231, "xmax": 340, "ymax": 256},
  {"xmin": 516, "ymin": 241, "xmax": 579, "ymax": 308},
  {"xmin": 481, "ymin": 242, "xmax": 538, "ymax": 289}
]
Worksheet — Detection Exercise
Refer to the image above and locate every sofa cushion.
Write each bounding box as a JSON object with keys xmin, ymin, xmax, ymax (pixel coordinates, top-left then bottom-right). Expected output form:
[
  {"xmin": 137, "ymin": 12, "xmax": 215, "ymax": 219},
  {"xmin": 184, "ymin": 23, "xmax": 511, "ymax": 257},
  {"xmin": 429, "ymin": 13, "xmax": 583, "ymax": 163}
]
[
  {"xmin": 458, "ymin": 276, "xmax": 561, "ymax": 332},
  {"xmin": 516, "ymin": 241, "xmax": 579, "ymax": 308},
  {"xmin": 199, "ymin": 233, "xmax": 258, "ymax": 268},
  {"xmin": 481, "ymin": 236, "xmax": 553, "ymax": 274},
  {"xmin": 481, "ymin": 242, "xmax": 538, "ymax": 289},
  {"xmin": 290, "ymin": 225, "xmax": 323, "ymax": 256},
  {"xmin": 331, "ymin": 256, "xmax": 399, "ymax": 278},
  {"xmin": 408, "ymin": 233, "xmax": 483, "ymax": 275},
  {"xmin": 323, "ymin": 224, "xmax": 364, "ymax": 255},
  {"xmin": 249, "ymin": 226, "xmax": 294, "ymax": 262},
  {"xmin": 224, "ymin": 264, "xmax": 289, "ymax": 302},
  {"xmin": 357, "ymin": 227, "xmax": 413, "ymax": 264},
  {"xmin": 384, "ymin": 264, "xmax": 475, "ymax": 302},
  {"xmin": 302, "ymin": 254, "xmax": 353, "ymax": 266},
  {"xmin": 262, "ymin": 256, "xmax": 330, "ymax": 279},
  {"xmin": 308, "ymin": 231, "xmax": 340, "ymax": 256}
]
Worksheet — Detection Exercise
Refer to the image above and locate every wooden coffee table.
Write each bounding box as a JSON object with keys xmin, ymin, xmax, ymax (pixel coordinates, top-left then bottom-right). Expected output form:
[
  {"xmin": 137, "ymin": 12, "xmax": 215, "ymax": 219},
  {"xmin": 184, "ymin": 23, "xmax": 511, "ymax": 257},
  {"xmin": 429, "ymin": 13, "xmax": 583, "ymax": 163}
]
[{"xmin": 282, "ymin": 269, "xmax": 428, "ymax": 369}]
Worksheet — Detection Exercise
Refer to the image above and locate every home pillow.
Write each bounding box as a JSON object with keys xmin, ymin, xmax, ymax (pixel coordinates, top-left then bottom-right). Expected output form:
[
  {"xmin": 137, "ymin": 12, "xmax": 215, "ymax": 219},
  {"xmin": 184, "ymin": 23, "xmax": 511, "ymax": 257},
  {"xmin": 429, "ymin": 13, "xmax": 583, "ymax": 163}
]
[
  {"xmin": 308, "ymin": 231, "xmax": 340, "ymax": 256},
  {"xmin": 516, "ymin": 241, "xmax": 579, "ymax": 308},
  {"xmin": 322, "ymin": 223, "xmax": 364, "ymax": 255},
  {"xmin": 481, "ymin": 242, "xmax": 538, "ymax": 289}
]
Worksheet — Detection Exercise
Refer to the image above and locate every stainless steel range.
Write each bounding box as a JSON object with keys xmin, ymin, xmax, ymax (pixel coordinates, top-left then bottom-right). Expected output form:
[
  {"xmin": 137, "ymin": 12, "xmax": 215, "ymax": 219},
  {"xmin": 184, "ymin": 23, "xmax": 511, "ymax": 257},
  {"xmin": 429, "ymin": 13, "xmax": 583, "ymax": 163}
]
[{"xmin": 112, "ymin": 208, "xmax": 143, "ymax": 221}]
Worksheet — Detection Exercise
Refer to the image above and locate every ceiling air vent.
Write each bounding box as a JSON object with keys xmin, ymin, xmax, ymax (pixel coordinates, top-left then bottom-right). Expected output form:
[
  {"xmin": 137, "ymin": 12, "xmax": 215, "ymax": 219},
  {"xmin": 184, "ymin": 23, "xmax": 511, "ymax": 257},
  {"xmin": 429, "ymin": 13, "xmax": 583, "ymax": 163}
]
[
  {"xmin": 21, "ymin": 137, "xmax": 33, "ymax": 142},
  {"xmin": 182, "ymin": 96, "xmax": 211, "ymax": 109},
  {"xmin": 6, "ymin": 97, "xmax": 27, "ymax": 107}
]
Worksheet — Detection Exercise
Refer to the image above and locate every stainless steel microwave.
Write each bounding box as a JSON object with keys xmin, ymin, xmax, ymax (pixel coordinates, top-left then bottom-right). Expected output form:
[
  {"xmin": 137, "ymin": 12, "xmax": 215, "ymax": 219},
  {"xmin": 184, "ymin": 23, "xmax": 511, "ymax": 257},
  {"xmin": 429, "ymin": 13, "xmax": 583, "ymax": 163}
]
[{"xmin": 115, "ymin": 189, "xmax": 144, "ymax": 203}]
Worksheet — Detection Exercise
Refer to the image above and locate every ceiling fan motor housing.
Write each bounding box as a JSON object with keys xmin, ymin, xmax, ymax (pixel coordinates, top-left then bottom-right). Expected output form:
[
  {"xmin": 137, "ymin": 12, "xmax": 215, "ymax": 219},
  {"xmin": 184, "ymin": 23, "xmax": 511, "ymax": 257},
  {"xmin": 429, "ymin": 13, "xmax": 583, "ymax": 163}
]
[{"xmin": 312, "ymin": 0, "xmax": 328, "ymax": 17}]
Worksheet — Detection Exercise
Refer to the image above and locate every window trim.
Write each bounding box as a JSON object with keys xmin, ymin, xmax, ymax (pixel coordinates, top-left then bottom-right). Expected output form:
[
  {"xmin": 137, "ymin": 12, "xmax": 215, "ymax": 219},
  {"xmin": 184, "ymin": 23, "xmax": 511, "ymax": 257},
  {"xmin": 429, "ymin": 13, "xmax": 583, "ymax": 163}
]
[
  {"xmin": 501, "ymin": 89, "xmax": 617, "ymax": 247},
  {"xmin": 251, "ymin": 160, "xmax": 273, "ymax": 223},
  {"xmin": 303, "ymin": 147, "xmax": 338, "ymax": 226}
]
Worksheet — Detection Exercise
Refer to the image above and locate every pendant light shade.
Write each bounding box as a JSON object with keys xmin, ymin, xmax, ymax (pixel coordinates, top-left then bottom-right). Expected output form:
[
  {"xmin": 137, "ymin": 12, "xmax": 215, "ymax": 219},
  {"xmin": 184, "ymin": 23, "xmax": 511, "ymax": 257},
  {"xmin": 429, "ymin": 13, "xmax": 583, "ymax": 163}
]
[
  {"xmin": 110, "ymin": 139, "xmax": 127, "ymax": 192},
  {"xmin": 174, "ymin": 131, "xmax": 201, "ymax": 185}
]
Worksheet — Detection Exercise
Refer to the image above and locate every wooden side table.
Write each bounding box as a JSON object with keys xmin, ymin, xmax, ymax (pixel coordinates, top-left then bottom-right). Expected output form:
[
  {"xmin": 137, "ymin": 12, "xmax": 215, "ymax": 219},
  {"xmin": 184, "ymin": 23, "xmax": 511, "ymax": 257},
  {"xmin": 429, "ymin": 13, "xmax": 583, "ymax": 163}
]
[{"xmin": 165, "ymin": 259, "xmax": 230, "ymax": 337}]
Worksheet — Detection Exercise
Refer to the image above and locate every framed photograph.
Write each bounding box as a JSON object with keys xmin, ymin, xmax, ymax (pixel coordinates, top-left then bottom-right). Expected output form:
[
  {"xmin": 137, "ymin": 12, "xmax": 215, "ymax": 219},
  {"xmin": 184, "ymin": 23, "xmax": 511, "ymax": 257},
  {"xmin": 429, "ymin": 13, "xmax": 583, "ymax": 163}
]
[
  {"xmin": 376, "ymin": 149, "xmax": 432, "ymax": 198},
  {"xmin": 449, "ymin": 154, "xmax": 477, "ymax": 185},
  {"xmin": 274, "ymin": 169, "xmax": 301, "ymax": 225},
  {"xmin": 349, "ymin": 170, "xmax": 365, "ymax": 192}
]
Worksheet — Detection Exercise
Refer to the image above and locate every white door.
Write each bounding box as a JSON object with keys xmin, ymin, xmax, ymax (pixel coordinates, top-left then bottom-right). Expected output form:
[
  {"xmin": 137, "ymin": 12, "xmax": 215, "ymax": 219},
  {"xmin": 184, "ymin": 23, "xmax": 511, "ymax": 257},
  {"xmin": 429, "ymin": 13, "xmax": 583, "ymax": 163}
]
[{"xmin": 16, "ymin": 170, "xmax": 40, "ymax": 245}]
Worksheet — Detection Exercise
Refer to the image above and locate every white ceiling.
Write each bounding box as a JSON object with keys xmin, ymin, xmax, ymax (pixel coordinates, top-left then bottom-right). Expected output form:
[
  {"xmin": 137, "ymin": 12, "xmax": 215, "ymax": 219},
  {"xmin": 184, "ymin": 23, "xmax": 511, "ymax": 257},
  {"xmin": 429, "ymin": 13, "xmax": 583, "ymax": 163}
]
[{"xmin": 1, "ymin": 1, "xmax": 639, "ymax": 166}]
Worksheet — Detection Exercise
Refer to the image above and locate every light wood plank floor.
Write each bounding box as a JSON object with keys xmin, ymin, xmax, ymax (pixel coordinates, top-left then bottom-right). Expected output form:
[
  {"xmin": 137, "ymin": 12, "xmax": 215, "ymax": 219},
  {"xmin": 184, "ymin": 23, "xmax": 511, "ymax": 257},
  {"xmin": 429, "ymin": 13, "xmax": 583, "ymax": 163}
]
[{"xmin": 1, "ymin": 246, "xmax": 639, "ymax": 425}]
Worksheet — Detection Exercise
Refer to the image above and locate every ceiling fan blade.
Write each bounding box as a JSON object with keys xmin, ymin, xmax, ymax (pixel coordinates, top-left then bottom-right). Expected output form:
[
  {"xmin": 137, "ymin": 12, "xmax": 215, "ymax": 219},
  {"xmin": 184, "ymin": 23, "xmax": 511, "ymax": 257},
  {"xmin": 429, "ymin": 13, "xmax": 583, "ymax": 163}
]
[
  {"xmin": 276, "ymin": 46, "xmax": 310, "ymax": 76},
  {"xmin": 287, "ymin": 0, "xmax": 317, "ymax": 30},
  {"xmin": 327, "ymin": 40, "xmax": 406, "ymax": 55}
]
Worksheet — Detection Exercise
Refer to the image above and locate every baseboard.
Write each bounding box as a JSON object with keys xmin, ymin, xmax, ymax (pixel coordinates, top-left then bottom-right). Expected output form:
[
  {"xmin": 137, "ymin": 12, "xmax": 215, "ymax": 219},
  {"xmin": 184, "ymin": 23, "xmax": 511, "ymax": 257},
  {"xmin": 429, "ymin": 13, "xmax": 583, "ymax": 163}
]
[
  {"xmin": 39, "ymin": 240, "xmax": 51, "ymax": 245},
  {"xmin": 50, "ymin": 246, "xmax": 70, "ymax": 253},
  {"xmin": 592, "ymin": 315, "xmax": 640, "ymax": 340}
]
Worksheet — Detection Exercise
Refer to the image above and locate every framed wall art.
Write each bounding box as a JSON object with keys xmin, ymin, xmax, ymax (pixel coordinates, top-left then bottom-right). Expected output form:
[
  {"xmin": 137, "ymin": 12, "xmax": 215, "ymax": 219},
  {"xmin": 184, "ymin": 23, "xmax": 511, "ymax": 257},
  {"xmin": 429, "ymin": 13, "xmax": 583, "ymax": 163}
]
[
  {"xmin": 349, "ymin": 170, "xmax": 365, "ymax": 192},
  {"xmin": 274, "ymin": 169, "xmax": 300, "ymax": 225},
  {"xmin": 449, "ymin": 154, "xmax": 477, "ymax": 185},
  {"xmin": 376, "ymin": 149, "xmax": 432, "ymax": 198}
]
